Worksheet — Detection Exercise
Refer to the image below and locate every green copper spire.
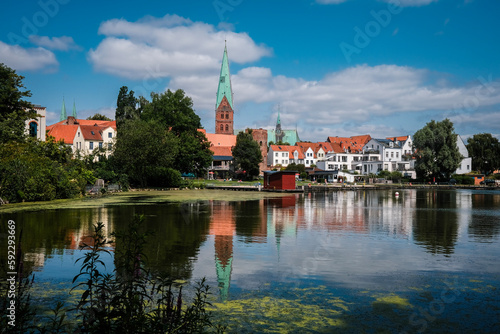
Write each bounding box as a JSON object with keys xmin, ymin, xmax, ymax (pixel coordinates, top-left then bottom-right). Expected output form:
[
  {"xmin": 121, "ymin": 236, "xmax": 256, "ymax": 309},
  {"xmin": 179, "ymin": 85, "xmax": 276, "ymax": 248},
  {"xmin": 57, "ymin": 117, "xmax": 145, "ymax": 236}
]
[
  {"xmin": 216, "ymin": 44, "xmax": 233, "ymax": 109},
  {"xmin": 277, "ymin": 109, "xmax": 281, "ymax": 125},
  {"xmin": 60, "ymin": 97, "xmax": 67, "ymax": 121},
  {"xmin": 72, "ymin": 100, "xmax": 77, "ymax": 118}
]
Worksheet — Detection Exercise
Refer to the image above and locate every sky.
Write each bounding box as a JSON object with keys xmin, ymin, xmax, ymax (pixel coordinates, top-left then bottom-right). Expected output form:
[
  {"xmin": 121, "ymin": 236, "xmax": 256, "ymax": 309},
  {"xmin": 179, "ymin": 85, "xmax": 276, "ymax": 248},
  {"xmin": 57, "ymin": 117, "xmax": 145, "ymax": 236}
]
[{"xmin": 1, "ymin": 0, "xmax": 499, "ymax": 142}]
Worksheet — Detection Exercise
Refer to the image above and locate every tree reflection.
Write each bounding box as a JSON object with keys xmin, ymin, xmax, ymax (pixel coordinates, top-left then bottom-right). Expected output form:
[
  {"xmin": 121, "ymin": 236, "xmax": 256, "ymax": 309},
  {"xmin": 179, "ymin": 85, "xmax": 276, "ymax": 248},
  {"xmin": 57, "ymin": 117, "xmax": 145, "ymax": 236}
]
[{"xmin": 413, "ymin": 190, "xmax": 459, "ymax": 256}]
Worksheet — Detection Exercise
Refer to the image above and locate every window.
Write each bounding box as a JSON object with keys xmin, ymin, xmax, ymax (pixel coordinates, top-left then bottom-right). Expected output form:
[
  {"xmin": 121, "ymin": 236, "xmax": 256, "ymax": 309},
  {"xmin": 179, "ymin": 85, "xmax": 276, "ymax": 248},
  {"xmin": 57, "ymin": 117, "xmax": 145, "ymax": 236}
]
[
  {"xmin": 220, "ymin": 124, "xmax": 223, "ymax": 131},
  {"xmin": 391, "ymin": 152, "xmax": 394, "ymax": 158},
  {"xmin": 275, "ymin": 152, "xmax": 278, "ymax": 157},
  {"xmin": 78, "ymin": 132, "xmax": 80, "ymax": 137},
  {"xmin": 99, "ymin": 142, "xmax": 103, "ymax": 149},
  {"xmin": 275, "ymin": 159, "xmax": 278, "ymax": 164},
  {"xmin": 282, "ymin": 153, "xmax": 286, "ymax": 157},
  {"xmin": 29, "ymin": 122, "xmax": 37, "ymax": 137},
  {"xmin": 342, "ymin": 156, "xmax": 347, "ymax": 162},
  {"xmin": 386, "ymin": 152, "xmax": 388, "ymax": 158},
  {"xmin": 89, "ymin": 142, "xmax": 94, "ymax": 150},
  {"xmin": 225, "ymin": 113, "xmax": 229, "ymax": 119},
  {"xmin": 225, "ymin": 124, "xmax": 229, "ymax": 131},
  {"xmin": 108, "ymin": 132, "xmax": 112, "ymax": 138},
  {"xmin": 108, "ymin": 143, "xmax": 112, "ymax": 150},
  {"xmin": 396, "ymin": 152, "xmax": 399, "ymax": 158}
]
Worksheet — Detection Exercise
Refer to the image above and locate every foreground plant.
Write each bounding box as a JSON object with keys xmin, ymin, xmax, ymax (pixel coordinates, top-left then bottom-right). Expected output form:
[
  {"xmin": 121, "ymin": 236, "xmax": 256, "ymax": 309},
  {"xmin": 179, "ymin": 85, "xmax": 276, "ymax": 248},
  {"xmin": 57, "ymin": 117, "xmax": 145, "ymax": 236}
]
[{"xmin": 71, "ymin": 215, "xmax": 224, "ymax": 333}]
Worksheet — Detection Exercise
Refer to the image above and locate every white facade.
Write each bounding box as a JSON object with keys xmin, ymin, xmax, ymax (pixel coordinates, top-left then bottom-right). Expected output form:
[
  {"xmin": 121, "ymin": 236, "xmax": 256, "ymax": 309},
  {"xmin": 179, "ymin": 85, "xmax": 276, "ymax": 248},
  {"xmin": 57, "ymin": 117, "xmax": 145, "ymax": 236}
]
[
  {"xmin": 268, "ymin": 146, "xmax": 290, "ymax": 167},
  {"xmin": 25, "ymin": 105, "xmax": 46, "ymax": 141},
  {"xmin": 455, "ymin": 135, "xmax": 472, "ymax": 175}
]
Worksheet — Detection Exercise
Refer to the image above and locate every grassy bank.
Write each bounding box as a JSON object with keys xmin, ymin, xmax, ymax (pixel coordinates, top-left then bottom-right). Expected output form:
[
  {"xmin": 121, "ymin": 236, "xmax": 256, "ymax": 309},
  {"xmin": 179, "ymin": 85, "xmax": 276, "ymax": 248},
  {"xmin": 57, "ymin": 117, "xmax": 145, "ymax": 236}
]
[{"xmin": 0, "ymin": 188, "xmax": 292, "ymax": 214}]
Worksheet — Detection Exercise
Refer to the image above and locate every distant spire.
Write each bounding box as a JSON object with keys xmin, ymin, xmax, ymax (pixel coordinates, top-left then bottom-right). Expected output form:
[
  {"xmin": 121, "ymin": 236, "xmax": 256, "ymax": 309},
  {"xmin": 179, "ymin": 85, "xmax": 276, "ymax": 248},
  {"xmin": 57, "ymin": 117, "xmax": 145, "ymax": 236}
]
[
  {"xmin": 277, "ymin": 104, "xmax": 281, "ymax": 125},
  {"xmin": 60, "ymin": 97, "xmax": 67, "ymax": 121},
  {"xmin": 72, "ymin": 100, "xmax": 77, "ymax": 118},
  {"xmin": 216, "ymin": 44, "xmax": 233, "ymax": 109}
]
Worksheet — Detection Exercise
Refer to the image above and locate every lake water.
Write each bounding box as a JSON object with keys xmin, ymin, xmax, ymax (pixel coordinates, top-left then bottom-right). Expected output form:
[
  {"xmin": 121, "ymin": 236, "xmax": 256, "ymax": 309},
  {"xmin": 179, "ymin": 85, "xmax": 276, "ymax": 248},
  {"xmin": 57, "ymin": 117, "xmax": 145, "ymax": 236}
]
[{"xmin": 1, "ymin": 189, "xmax": 500, "ymax": 333}]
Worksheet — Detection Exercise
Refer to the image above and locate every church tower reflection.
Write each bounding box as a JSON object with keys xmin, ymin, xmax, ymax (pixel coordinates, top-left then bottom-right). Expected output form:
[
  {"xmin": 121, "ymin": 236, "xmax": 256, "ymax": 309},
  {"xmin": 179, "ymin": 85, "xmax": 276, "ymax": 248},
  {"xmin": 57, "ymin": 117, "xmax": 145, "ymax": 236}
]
[{"xmin": 209, "ymin": 202, "xmax": 235, "ymax": 301}]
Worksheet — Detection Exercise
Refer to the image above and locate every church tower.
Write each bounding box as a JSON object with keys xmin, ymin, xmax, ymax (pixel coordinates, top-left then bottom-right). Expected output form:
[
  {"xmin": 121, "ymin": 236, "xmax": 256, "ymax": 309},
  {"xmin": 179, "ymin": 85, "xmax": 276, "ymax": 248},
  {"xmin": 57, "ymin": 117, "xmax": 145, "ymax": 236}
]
[{"xmin": 215, "ymin": 44, "xmax": 234, "ymax": 134}]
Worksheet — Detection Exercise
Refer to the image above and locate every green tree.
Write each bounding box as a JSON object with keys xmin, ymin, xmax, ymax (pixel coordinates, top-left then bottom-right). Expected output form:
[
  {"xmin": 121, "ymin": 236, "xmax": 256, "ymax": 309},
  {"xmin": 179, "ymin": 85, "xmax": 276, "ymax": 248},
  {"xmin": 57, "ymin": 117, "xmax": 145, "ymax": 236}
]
[
  {"xmin": 466, "ymin": 133, "xmax": 500, "ymax": 175},
  {"xmin": 141, "ymin": 89, "xmax": 201, "ymax": 134},
  {"xmin": 413, "ymin": 119, "xmax": 462, "ymax": 181},
  {"xmin": 285, "ymin": 163, "xmax": 306, "ymax": 173},
  {"xmin": 176, "ymin": 131, "xmax": 213, "ymax": 177},
  {"xmin": 115, "ymin": 86, "xmax": 139, "ymax": 130},
  {"xmin": 87, "ymin": 113, "xmax": 112, "ymax": 121},
  {"xmin": 232, "ymin": 130, "xmax": 263, "ymax": 179},
  {"xmin": 141, "ymin": 89, "xmax": 211, "ymax": 176},
  {"xmin": 0, "ymin": 63, "xmax": 34, "ymax": 142},
  {"xmin": 113, "ymin": 120, "xmax": 180, "ymax": 187}
]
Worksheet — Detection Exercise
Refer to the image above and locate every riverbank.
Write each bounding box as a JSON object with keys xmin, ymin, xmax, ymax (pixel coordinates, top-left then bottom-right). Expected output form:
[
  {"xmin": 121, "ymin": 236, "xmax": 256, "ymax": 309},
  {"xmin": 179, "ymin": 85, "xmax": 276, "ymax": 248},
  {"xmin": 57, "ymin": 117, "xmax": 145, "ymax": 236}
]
[{"xmin": 0, "ymin": 188, "xmax": 292, "ymax": 214}]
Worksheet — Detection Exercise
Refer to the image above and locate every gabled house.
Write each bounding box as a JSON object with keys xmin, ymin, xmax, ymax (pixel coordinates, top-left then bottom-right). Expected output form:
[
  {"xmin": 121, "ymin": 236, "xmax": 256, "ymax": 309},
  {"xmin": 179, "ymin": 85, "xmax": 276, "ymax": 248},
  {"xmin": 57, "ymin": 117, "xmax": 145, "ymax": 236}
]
[
  {"xmin": 268, "ymin": 144, "xmax": 291, "ymax": 167},
  {"xmin": 46, "ymin": 116, "xmax": 117, "ymax": 158}
]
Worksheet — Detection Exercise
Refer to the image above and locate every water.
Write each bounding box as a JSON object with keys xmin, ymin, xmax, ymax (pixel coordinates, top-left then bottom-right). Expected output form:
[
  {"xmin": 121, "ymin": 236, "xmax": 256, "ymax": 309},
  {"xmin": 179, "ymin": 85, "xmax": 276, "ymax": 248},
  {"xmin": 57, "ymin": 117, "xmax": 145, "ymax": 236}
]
[{"xmin": 1, "ymin": 189, "xmax": 499, "ymax": 333}]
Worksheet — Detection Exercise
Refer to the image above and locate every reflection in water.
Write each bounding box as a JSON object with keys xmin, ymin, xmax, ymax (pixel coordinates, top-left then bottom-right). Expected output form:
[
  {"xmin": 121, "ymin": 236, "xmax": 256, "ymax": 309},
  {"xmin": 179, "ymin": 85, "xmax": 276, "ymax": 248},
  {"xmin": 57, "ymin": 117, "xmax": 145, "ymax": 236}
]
[
  {"xmin": 1, "ymin": 189, "xmax": 499, "ymax": 326},
  {"xmin": 209, "ymin": 202, "xmax": 235, "ymax": 301},
  {"xmin": 413, "ymin": 190, "xmax": 459, "ymax": 256}
]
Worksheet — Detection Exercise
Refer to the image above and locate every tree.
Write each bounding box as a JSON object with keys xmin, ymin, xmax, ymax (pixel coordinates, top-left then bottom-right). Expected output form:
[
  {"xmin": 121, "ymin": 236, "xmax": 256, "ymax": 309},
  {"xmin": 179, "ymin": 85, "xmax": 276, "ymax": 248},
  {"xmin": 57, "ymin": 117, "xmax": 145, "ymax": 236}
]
[
  {"xmin": 141, "ymin": 89, "xmax": 211, "ymax": 176},
  {"xmin": 413, "ymin": 119, "xmax": 462, "ymax": 181},
  {"xmin": 0, "ymin": 63, "xmax": 34, "ymax": 142},
  {"xmin": 113, "ymin": 120, "xmax": 180, "ymax": 187},
  {"xmin": 115, "ymin": 86, "xmax": 139, "ymax": 130},
  {"xmin": 175, "ymin": 131, "xmax": 213, "ymax": 177},
  {"xmin": 232, "ymin": 130, "xmax": 263, "ymax": 179},
  {"xmin": 141, "ymin": 89, "xmax": 201, "ymax": 134},
  {"xmin": 466, "ymin": 133, "xmax": 500, "ymax": 175},
  {"xmin": 87, "ymin": 113, "xmax": 112, "ymax": 121}
]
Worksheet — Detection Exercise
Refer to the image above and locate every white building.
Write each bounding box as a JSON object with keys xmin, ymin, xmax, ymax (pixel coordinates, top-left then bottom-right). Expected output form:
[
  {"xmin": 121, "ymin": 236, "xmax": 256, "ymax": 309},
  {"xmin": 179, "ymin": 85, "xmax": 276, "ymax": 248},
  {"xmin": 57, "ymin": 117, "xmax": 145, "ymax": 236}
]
[
  {"xmin": 25, "ymin": 105, "xmax": 47, "ymax": 141},
  {"xmin": 47, "ymin": 117, "xmax": 117, "ymax": 159},
  {"xmin": 455, "ymin": 135, "xmax": 472, "ymax": 175}
]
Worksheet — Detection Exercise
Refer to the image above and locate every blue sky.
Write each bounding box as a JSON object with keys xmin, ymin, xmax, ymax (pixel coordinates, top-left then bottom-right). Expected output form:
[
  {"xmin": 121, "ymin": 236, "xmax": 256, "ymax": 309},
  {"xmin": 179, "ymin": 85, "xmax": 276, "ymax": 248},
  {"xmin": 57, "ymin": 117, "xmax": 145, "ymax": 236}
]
[{"xmin": 1, "ymin": 0, "xmax": 499, "ymax": 141}]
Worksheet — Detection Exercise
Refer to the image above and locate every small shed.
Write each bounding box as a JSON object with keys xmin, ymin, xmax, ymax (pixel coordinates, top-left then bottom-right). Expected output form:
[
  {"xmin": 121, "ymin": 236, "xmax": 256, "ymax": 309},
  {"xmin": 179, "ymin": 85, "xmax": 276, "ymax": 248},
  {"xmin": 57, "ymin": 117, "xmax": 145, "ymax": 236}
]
[{"xmin": 264, "ymin": 171, "xmax": 296, "ymax": 190}]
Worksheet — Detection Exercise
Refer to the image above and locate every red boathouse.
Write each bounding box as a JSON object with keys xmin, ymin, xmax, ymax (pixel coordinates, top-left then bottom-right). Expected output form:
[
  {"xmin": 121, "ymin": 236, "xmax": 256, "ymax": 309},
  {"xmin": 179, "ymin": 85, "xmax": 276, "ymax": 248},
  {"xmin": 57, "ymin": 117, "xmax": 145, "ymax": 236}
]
[{"xmin": 263, "ymin": 171, "xmax": 297, "ymax": 190}]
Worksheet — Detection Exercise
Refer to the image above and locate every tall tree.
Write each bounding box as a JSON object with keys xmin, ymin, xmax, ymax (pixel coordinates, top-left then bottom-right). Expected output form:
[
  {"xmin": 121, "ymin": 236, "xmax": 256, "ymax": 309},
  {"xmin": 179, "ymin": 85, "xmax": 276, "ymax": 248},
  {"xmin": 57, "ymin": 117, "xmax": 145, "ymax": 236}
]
[
  {"xmin": 232, "ymin": 130, "xmax": 263, "ymax": 179},
  {"xmin": 115, "ymin": 86, "xmax": 138, "ymax": 130},
  {"xmin": 141, "ymin": 89, "xmax": 201, "ymax": 134},
  {"xmin": 413, "ymin": 119, "xmax": 462, "ymax": 181},
  {"xmin": 141, "ymin": 89, "xmax": 211, "ymax": 175},
  {"xmin": 466, "ymin": 133, "xmax": 500, "ymax": 175},
  {"xmin": 0, "ymin": 63, "xmax": 34, "ymax": 142}
]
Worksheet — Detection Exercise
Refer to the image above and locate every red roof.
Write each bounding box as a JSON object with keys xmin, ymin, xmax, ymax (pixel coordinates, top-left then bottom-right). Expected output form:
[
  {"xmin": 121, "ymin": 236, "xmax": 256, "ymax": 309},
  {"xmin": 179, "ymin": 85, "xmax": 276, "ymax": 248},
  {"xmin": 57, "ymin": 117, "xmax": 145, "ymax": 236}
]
[
  {"xmin": 80, "ymin": 125, "xmax": 103, "ymax": 141},
  {"xmin": 327, "ymin": 135, "xmax": 371, "ymax": 153},
  {"xmin": 205, "ymin": 133, "xmax": 237, "ymax": 147},
  {"xmin": 386, "ymin": 136, "xmax": 409, "ymax": 142},
  {"xmin": 47, "ymin": 124, "xmax": 79, "ymax": 144},
  {"xmin": 211, "ymin": 146, "xmax": 233, "ymax": 157}
]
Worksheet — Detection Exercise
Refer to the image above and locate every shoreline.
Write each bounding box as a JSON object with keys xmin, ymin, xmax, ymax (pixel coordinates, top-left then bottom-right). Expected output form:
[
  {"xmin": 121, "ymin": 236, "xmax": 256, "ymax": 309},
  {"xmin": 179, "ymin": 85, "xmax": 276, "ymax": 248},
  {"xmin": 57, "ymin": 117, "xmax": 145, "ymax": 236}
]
[{"xmin": 1, "ymin": 185, "xmax": 498, "ymax": 214}]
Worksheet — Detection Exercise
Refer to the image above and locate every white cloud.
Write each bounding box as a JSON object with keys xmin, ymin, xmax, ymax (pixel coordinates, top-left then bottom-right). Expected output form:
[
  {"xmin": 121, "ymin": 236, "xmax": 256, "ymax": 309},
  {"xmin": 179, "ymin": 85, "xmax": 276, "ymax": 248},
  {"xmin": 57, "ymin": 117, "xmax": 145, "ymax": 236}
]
[
  {"xmin": 88, "ymin": 14, "xmax": 272, "ymax": 80},
  {"xmin": 169, "ymin": 64, "xmax": 500, "ymax": 141},
  {"xmin": 29, "ymin": 36, "xmax": 82, "ymax": 51},
  {"xmin": 0, "ymin": 41, "xmax": 58, "ymax": 71}
]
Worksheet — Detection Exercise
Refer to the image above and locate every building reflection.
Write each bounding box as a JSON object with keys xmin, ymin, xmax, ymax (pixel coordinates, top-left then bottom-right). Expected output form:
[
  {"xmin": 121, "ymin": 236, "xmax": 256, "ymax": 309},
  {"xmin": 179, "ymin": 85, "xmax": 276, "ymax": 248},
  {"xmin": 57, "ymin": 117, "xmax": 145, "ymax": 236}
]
[{"xmin": 209, "ymin": 202, "xmax": 235, "ymax": 301}]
